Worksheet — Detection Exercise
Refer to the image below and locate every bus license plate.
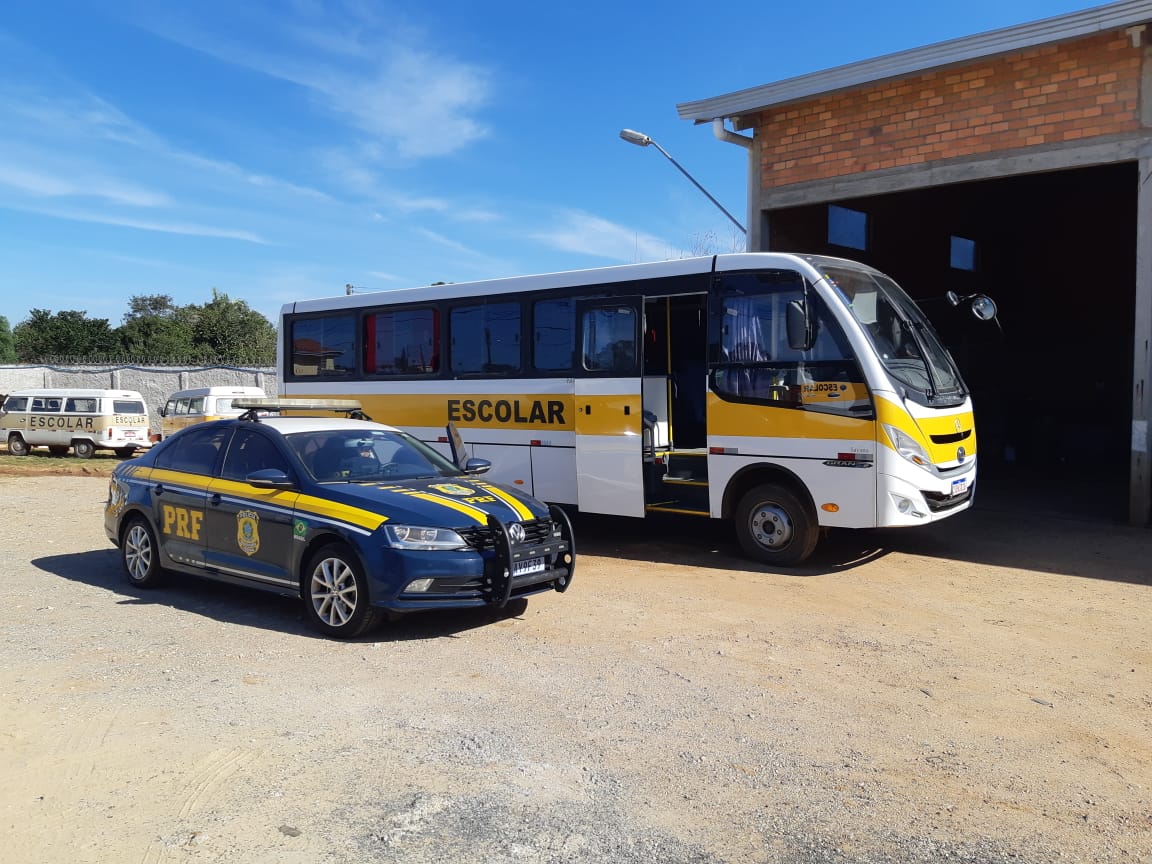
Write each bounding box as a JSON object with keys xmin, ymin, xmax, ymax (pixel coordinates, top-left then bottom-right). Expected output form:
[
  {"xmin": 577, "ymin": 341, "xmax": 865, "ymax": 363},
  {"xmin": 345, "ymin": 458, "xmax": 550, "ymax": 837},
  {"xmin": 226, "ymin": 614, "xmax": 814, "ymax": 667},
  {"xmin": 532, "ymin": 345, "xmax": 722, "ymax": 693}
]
[
  {"xmin": 512, "ymin": 557, "xmax": 545, "ymax": 576},
  {"xmin": 951, "ymin": 477, "xmax": 970, "ymax": 496}
]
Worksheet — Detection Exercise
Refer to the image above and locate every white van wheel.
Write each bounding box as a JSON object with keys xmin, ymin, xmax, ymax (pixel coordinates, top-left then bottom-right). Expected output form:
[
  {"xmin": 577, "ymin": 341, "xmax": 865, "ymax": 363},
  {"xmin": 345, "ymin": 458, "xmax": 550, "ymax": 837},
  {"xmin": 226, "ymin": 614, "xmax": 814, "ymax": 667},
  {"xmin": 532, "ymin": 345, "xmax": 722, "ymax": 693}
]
[
  {"xmin": 73, "ymin": 440, "xmax": 96, "ymax": 459},
  {"xmin": 7, "ymin": 435, "xmax": 29, "ymax": 457}
]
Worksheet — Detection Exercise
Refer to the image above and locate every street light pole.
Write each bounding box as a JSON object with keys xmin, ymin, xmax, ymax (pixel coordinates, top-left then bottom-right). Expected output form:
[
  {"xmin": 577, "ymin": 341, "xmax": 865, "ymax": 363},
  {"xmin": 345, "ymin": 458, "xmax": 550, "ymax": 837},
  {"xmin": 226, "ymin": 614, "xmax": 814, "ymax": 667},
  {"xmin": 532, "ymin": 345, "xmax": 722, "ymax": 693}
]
[{"xmin": 619, "ymin": 128, "xmax": 746, "ymax": 235}]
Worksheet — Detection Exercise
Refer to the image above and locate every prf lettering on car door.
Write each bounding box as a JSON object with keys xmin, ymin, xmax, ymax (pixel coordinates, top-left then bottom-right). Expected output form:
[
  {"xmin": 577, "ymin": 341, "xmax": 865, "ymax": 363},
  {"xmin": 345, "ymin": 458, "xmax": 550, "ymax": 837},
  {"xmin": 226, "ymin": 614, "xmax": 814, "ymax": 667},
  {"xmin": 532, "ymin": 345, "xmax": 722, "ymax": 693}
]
[{"xmin": 162, "ymin": 504, "xmax": 203, "ymax": 540}]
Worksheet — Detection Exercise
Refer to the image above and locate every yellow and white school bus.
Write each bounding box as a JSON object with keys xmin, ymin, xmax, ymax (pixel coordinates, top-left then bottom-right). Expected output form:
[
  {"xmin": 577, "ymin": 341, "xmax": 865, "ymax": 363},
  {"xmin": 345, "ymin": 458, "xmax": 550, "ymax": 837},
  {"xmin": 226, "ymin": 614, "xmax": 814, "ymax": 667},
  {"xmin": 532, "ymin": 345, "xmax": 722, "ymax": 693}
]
[
  {"xmin": 0, "ymin": 388, "xmax": 152, "ymax": 458},
  {"xmin": 278, "ymin": 253, "xmax": 994, "ymax": 565},
  {"xmin": 156, "ymin": 385, "xmax": 267, "ymax": 440}
]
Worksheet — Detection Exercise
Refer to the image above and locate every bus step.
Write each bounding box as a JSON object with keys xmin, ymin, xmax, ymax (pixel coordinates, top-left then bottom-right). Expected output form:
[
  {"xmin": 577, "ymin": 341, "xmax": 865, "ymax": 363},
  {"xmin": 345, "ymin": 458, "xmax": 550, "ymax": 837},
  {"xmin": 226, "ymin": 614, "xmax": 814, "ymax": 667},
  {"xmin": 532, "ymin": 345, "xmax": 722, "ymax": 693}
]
[
  {"xmin": 662, "ymin": 476, "xmax": 707, "ymax": 487},
  {"xmin": 663, "ymin": 449, "xmax": 709, "ymax": 484},
  {"xmin": 645, "ymin": 504, "xmax": 710, "ymax": 517}
]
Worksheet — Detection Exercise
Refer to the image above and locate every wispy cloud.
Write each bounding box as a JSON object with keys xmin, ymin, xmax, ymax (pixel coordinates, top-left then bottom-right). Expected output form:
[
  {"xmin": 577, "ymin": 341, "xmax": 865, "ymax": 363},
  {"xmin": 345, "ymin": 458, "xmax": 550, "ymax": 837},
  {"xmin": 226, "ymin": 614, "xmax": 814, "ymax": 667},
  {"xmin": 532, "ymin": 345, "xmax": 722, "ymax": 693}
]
[
  {"xmin": 530, "ymin": 210, "xmax": 671, "ymax": 263},
  {"xmin": 12, "ymin": 204, "xmax": 267, "ymax": 243},
  {"xmin": 136, "ymin": 3, "xmax": 492, "ymax": 160},
  {"xmin": 0, "ymin": 164, "xmax": 171, "ymax": 207}
]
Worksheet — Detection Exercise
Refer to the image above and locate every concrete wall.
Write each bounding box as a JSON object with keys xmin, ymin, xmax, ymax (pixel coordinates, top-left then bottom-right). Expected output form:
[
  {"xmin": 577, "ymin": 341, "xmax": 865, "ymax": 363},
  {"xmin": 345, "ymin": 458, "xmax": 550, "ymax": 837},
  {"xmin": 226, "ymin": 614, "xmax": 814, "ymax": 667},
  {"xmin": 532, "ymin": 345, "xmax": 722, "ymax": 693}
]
[{"xmin": 0, "ymin": 365, "xmax": 277, "ymax": 433}]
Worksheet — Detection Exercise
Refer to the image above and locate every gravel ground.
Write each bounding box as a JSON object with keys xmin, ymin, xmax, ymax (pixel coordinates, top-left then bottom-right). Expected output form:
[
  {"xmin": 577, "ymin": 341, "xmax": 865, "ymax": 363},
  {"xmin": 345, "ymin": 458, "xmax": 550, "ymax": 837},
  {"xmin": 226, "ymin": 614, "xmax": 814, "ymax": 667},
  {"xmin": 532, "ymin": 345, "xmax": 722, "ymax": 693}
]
[{"xmin": 0, "ymin": 475, "xmax": 1149, "ymax": 864}]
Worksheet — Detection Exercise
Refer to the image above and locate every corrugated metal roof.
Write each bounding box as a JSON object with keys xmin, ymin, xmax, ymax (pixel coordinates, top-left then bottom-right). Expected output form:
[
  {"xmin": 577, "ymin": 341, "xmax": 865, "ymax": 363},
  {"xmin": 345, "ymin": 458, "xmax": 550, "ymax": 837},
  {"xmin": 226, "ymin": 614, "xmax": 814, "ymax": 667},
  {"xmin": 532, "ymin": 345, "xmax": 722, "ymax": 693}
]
[{"xmin": 677, "ymin": 0, "xmax": 1152, "ymax": 122}]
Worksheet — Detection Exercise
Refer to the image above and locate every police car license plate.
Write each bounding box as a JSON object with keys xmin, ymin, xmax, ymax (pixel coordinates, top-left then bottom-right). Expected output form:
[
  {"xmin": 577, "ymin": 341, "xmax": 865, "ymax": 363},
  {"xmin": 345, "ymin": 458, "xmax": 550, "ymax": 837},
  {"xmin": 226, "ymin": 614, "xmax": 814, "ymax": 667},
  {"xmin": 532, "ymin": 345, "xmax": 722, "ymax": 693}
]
[
  {"xmin": 512, "ymin": 556, "xmax": 545, "ymax": 576},
  {"xmin": 951, "ymin": 477, "xmax": 970, "ymax": 496}
]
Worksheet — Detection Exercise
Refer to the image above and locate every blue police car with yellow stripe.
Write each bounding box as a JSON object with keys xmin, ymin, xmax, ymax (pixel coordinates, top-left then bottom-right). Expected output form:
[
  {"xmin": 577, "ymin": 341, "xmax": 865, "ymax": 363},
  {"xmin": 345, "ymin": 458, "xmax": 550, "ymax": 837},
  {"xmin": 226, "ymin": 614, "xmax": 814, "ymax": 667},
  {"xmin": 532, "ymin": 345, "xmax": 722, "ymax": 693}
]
[{"xmin": 104, "ymin": 399, "xmax": 574, "ymax": 638}]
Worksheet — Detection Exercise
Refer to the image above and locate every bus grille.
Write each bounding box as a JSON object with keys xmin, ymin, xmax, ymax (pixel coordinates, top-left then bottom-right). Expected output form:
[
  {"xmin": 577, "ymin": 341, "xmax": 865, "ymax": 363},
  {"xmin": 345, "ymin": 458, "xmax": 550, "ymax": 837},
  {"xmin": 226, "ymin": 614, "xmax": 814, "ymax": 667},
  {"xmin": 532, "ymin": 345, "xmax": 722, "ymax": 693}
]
[{"xmin": 922, "ymin": 488, "xmax": 972, "ymax": 512}]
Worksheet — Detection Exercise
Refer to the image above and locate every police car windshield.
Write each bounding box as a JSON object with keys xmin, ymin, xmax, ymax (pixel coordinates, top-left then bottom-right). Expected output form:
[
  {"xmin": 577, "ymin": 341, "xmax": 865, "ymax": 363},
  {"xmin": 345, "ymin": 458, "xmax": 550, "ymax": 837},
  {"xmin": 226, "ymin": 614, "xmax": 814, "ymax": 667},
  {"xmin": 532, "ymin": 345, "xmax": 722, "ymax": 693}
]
[{"xmin": 289, "ymin": 429, "xmax": 458, "ymax": 483}]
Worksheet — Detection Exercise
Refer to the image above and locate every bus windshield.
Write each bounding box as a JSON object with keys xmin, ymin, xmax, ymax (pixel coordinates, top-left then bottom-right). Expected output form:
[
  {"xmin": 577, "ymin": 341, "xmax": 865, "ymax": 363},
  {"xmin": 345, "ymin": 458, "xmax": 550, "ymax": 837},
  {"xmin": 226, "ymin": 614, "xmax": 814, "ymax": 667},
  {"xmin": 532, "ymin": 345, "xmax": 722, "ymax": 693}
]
[{"xmin": 809, "ymin": 257, "xmax": 966, "ymax": 405}]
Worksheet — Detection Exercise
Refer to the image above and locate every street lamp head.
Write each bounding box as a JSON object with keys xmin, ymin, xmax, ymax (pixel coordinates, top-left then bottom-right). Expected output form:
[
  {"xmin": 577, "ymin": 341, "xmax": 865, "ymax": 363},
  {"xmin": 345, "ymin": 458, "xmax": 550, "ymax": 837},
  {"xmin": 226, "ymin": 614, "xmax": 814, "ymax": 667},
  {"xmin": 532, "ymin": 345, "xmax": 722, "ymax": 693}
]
[{"xmin": 619, "ymin": 128, "xmax": 652, "ymax": 147}]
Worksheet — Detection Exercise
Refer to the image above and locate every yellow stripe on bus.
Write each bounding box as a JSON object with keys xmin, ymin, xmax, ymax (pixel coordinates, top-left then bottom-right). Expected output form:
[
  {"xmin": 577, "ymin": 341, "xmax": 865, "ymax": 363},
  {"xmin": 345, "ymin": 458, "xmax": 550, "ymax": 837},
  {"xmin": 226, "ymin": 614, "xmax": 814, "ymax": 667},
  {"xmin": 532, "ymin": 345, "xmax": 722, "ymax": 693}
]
[
  {"xmin": 291, "ymin": 392, "xmax": 577, "ymax": 432},
  {"xmin": 706, "ymin": 394, "xmax": 872, "ymax": 439}
]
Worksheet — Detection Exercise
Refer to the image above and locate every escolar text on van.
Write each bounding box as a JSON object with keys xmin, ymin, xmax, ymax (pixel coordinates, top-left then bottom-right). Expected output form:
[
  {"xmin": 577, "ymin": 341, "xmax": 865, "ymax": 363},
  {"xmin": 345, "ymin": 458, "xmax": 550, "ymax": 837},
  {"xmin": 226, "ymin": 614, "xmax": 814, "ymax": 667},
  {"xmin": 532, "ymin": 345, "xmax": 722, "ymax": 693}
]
[{"xmin": 1, "ymin": 388, "xmax": 152, "ymax": 458}]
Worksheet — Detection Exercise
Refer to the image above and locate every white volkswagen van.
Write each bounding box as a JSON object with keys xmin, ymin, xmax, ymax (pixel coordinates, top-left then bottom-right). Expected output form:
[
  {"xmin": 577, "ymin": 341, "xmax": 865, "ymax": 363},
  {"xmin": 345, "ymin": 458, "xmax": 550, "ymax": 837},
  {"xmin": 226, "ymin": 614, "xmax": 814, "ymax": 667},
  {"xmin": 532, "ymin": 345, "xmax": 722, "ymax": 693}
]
[
  {"xmin": 1, "ymin": 389, "xmax": 152, "ymax": 458},
  {"xmin": 156, "ymin": 385, "xmax": 267, "ymax": 440}
]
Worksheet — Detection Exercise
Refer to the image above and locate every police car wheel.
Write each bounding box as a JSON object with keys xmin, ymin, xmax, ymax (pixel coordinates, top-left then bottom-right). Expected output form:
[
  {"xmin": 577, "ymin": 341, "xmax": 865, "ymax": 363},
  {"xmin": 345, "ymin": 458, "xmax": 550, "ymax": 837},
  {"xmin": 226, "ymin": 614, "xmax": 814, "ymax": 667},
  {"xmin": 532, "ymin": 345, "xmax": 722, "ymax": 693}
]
[
  {"xmin": 303, "ymin": 543, "xmax": 380, "ymax": 639},
  {"xmin": 73, "ymin": 440, "xmax": 96, "ymax": 459},
  {"xmin": 735, "ymin": 483, "xmax": 818, "ymax": 567},
  {"xmin": 121, "ymin": 517, "xmax": 166, "ymax": 588},
  {"xmin": 7, "ymin": 435, "xmax": 29, "ymax": 457}
]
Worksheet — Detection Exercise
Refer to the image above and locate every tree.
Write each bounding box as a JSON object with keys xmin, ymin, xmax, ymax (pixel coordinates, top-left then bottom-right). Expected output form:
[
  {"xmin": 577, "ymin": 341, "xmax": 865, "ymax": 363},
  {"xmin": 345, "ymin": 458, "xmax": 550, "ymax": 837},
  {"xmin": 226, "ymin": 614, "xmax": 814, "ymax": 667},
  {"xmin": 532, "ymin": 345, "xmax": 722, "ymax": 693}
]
[
  {"xmin": 184, "ymin": 289, "xmax": 277, "ymax": 365},
  {"xmin": 0, "ymin": 316, "xmax": 15, "ymax": 363},
  {"xmin": 118, "ymin": 294, "xmax": 195, "ymax": 362},
  {"xmin": 13, "ymin": 309, "xmax": 120, "ymax": 362}
]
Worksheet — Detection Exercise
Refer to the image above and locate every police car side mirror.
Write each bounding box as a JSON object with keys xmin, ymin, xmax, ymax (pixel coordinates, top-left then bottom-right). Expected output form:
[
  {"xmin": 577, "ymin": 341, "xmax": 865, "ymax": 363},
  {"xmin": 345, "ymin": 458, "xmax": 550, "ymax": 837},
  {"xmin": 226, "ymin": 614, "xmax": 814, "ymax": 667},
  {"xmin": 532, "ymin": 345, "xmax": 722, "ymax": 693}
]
[
  {"xmin": 246, "ymin": 468, "xmax": 297, "ymax": 489},
  {"xmin": 463, "ymin": 458, "xmax": 491, "ymax": 476}
]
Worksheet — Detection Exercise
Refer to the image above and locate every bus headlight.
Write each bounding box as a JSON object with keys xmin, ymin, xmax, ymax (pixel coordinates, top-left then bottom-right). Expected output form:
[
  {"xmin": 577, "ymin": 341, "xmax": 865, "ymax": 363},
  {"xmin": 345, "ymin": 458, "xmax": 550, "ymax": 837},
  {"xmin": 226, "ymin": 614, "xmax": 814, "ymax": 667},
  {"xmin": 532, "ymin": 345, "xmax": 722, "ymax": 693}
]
[
  {"xmin": 384, "ymin": 525, "xmax": 468, "ymax": 550},
  {"xmin": 882, "ymin": 424, "xmax": 932, "ymax": 469}
]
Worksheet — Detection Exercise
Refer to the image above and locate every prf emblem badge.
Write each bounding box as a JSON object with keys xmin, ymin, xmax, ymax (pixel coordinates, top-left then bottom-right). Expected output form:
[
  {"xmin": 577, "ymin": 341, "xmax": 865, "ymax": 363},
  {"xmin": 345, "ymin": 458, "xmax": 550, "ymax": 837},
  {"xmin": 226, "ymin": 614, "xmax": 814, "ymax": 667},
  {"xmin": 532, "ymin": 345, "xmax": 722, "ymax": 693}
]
[
  {"xmin": 237, "ymin": 510, "xmax": 260, "ymax": 556},
  {"xmin": 429, "ymin": 484, "xmax": 474, "ymax": 496}
]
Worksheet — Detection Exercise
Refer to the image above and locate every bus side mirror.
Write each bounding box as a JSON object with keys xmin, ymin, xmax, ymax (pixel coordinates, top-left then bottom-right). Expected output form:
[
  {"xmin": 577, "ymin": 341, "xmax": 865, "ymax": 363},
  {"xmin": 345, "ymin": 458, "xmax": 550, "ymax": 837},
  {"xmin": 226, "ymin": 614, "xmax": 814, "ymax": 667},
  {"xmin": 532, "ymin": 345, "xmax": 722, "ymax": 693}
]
[
  {"xmin": 446, "ymin": 421, "xmax": 469, "ymax": 470},
  {"xmin": 946, "ymin": 290, "xmax": 999, "ymax": 322},
  {"xmin": 786, "ymin": 299, "xmax": 816, "ymax": 351}
]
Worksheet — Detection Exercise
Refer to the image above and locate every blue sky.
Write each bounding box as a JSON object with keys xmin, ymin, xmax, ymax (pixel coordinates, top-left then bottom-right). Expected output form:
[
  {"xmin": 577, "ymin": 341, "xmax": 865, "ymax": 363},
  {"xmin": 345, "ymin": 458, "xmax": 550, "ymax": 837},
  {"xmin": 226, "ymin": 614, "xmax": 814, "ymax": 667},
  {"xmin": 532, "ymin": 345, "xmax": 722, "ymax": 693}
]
[{"xmin": 0, "ymin": 0, "xmax": 1101, "ymax": 330}]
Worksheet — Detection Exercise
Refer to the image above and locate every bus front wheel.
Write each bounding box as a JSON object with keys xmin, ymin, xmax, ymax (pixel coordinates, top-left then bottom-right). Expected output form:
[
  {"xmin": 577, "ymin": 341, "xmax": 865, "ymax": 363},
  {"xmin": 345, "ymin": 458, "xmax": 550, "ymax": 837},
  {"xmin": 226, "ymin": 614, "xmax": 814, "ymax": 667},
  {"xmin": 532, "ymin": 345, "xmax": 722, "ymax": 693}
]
[{"xmin": 735, "ymin": 483, "xmax": 818, "ymax": 566}]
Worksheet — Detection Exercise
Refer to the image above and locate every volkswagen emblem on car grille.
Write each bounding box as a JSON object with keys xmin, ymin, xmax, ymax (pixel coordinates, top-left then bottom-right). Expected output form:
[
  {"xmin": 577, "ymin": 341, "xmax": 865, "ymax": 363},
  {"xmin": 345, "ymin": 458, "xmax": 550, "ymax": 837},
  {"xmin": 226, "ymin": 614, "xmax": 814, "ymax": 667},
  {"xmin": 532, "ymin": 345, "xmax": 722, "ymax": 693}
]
[{"xmin": 507, "ymin": 522, "xmax": 526, "ymax": 544}]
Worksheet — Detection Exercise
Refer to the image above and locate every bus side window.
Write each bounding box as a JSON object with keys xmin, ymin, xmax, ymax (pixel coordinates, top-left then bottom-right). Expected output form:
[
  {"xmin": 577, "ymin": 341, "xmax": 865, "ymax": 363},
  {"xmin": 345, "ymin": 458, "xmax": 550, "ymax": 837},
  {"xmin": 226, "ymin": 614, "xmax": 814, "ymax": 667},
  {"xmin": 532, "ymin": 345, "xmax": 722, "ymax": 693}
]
[
  {"xmin": 365, "ymin": 307, "xmax": 439, "ymax": 375},
  {"xmin": 533, "ymin": 298, "xmax": 576, "ymax": 372},
  {"xmin": 582, "ymin": 306, "xmax": 637, "ymax": 374},
  {"xmin": 712, "ymin": 273, "xmax": 865, "ymax": 415},
  {"xmin": 290, "ymin": 314, "xmax": 357, "ymax": 377},
  {"xmin": 450, "ymin": 302, "xmax": 521, "ymax": 375}
]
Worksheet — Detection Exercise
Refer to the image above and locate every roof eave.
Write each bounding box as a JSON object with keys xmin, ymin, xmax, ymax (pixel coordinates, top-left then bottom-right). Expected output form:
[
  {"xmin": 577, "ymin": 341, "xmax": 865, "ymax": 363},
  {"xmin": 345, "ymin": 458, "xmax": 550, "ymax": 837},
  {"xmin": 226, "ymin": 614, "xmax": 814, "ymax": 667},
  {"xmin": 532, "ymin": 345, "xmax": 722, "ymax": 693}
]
[{"xmin": 677, "ymin": 0, "xmax": 1152, "ymax": 123}]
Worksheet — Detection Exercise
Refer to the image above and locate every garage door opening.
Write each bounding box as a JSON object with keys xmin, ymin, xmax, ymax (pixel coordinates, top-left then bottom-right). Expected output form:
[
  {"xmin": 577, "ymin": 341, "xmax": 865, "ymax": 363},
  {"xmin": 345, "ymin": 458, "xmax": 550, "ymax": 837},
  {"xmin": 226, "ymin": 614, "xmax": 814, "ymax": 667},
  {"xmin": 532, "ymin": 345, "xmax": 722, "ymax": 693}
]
[{"xmin": 767, "ymin": 162, "xmax": 1136, "ymax": 520}]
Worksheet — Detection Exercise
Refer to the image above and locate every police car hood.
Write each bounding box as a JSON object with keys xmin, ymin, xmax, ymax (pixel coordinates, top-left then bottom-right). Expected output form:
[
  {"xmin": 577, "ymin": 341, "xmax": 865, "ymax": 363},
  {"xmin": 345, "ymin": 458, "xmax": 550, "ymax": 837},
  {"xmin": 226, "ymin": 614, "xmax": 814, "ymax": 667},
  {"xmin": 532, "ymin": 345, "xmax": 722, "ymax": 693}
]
[{"xmin": 319, "ymin": 475, "xmax": 550, "ymax": 529}]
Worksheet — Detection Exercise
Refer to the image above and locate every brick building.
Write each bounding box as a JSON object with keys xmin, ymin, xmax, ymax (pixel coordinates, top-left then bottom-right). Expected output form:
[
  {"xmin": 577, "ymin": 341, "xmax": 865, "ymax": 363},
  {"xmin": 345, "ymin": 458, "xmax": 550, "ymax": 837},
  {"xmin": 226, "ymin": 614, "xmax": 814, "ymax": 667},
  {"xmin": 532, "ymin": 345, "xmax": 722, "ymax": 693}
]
[{"xmin": 679, "ymin": 0, "xmax": 1152, "ymax": 524}]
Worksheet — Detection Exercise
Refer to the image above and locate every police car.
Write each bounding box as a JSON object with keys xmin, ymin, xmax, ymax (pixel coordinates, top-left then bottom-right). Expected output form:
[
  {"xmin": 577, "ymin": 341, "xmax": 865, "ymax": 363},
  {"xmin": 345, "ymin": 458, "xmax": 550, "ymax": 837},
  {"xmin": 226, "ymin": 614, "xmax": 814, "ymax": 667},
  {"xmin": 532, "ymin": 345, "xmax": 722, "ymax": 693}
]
[{"xmin": 103, "ymin": 399, "xmax": 574, "ymax": 638}]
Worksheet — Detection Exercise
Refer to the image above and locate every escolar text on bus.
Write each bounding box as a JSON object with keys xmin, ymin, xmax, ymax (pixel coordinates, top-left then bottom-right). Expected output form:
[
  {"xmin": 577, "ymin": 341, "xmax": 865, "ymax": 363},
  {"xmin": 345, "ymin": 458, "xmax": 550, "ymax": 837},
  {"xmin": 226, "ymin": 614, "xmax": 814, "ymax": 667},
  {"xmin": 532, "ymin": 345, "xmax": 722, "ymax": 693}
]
[{"xmin": 447, "ymin": 398, "xmax": 566, "ymax": 426}]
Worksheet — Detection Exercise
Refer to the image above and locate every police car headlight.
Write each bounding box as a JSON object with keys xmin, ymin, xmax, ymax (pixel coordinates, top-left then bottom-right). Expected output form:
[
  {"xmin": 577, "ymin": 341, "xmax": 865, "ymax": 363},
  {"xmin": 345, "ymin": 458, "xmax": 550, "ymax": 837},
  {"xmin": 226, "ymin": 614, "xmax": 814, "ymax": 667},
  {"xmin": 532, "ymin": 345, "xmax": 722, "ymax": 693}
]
[
  {"xmin": 882, "ymin": 424, "xmax": 932, "ymax": 469},
  {"xmin": 384, "ymin": 525, "xmax": 468, "ymax": 550}
]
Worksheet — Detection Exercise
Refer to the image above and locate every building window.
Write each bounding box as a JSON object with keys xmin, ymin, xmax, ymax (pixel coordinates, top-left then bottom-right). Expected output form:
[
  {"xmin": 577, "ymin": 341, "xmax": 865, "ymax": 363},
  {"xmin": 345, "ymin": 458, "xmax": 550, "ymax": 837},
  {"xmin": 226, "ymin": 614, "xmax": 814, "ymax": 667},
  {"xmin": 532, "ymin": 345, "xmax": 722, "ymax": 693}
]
[
  {"xmin": 828, "ymin": 205, "xmax": 868, "ymax": 251},
  {"xmin": 950, "ymin": 235, "xmax": 977, "ymax": 271}
]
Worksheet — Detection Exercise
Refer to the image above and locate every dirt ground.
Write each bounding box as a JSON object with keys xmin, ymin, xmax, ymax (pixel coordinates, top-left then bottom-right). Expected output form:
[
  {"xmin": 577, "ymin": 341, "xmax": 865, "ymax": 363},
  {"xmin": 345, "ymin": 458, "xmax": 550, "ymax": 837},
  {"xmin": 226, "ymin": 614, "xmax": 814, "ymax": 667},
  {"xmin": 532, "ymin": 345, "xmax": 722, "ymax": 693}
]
[{"xmin": 0, "ymin": 463, "xmax": 1149, "ymax": 863}]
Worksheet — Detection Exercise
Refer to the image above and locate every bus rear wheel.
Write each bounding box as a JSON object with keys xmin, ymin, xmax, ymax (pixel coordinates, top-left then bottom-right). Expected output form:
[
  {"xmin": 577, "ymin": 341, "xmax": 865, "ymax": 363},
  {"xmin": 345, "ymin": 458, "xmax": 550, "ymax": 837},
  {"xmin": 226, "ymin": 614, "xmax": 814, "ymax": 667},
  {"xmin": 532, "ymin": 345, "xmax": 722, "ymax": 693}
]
[
  {"xmin": 73, "ymin": 440, "xmax": 96, "ymax": 459},
  {"xmin": 735, "ymin": 483, "xmax": 818, "ymax": 566}
]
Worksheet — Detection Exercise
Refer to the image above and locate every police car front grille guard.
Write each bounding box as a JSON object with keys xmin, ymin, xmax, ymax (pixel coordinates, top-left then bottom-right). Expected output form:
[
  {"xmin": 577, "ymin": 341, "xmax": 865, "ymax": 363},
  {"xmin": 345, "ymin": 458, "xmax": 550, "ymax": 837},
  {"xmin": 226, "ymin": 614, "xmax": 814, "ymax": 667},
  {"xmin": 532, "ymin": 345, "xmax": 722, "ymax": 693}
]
[{"xmin": 474, "ymin": 507, "xmax": 575, "ymax": 607}]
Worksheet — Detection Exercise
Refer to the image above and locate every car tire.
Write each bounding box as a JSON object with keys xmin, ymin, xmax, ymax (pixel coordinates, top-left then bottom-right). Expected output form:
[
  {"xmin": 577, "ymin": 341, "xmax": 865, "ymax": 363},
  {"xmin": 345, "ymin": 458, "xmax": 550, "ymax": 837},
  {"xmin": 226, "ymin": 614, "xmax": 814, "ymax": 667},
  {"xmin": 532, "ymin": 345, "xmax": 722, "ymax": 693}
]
[
  {"xmin": 7, "ymin": 435, "xmax": 29, "ymax": 457},
  {"xmin": 73, "ymin": 439, "xmax": 96, "ymax": 459},
  {"xmin": 735, "ymin": 483, "xmax": 818, "ymax": 566},
  {"xmin": 121, "ymin": 516, "xmax": 167, "ymax": 588},
  {"xmin": 303, "ymin": 543, "xmax": 380, "ymax": 639}
]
